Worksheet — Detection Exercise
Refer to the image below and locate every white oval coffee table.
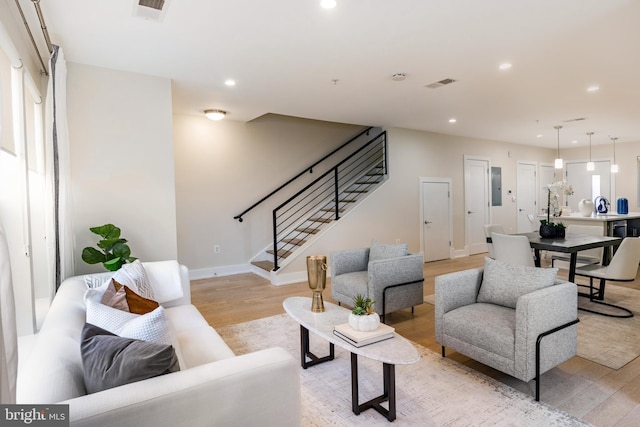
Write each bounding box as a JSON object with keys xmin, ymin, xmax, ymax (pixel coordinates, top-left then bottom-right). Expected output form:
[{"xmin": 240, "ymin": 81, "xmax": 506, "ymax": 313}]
[{"xmin": 283, "ymin": 296, "xmax": 419, "ymax": 421}]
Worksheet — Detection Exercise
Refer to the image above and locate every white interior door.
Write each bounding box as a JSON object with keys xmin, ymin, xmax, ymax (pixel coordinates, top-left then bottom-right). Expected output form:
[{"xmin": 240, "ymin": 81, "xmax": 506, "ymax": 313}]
[
  {"xmin": 464, "ymin": 157, "xmax": 490, "ymax": 255},
  {"xmin": 421, "ymin": 179, "xmax": 451, "ymax": 262},
  {"xmin": 517, "ymin": 162, "xmax": 537, "ymax": 232}
]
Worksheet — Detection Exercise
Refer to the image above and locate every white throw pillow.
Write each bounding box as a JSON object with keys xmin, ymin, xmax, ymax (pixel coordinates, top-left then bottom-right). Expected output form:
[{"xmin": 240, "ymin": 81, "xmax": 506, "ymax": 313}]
[
  {"xmin": 84, "ymin": 287, "xmax": 182, "ymax": 368},
  {"xmin": 477, "ymin": 257, "xmax": 558, "ymax": 309},
  {"xmin": 112, "ymin": 260, "xmax": 155, "ymax": 300},
  {"xmin": 142, "ymin": 260, "xmax": 184, "ymax": 304}
]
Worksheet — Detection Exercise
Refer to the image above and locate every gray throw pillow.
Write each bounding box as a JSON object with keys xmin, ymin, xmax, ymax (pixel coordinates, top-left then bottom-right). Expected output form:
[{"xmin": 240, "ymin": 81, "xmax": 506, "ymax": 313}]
[
  {"xmin": 477, "ymin": 257, "xmax": 558, "ymax": 308},
  {"xmin": 369, "ymin": 241, "xmax": 408, "ymax": 262},
  {"xmin": 81, "ymin": 323, "xmax": 179, "ymax": 394}
]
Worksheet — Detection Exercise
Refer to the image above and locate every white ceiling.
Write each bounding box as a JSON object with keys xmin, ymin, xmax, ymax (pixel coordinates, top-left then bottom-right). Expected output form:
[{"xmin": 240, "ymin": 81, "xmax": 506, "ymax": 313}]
[{"xmin": 16, "ymin": 0, "xmax": 640, "ymax": 149}]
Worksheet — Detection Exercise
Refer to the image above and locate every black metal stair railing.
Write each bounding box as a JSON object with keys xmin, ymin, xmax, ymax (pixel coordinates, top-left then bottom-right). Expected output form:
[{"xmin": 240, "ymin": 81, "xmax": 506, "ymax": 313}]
[
  {"xmin": 270, "ymin": 131, "xmax": 387, "ymax": 270},
  {"xmin": 233, "ymin": 126, "xmax": 375, "ymax": 223}
]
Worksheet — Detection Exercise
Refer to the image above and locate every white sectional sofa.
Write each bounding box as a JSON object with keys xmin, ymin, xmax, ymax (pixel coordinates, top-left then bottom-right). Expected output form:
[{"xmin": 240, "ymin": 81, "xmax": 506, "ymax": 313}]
[{"xmin": 16, "ymin": 261, "xmax": 301, "ymax": 427}]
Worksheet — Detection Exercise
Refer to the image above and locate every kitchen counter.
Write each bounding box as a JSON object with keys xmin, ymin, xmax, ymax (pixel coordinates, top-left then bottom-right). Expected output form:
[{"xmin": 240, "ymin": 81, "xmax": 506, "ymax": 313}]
[{"xmin": 544, "ymin": 212, "xmax": 640, "ymax": 237}]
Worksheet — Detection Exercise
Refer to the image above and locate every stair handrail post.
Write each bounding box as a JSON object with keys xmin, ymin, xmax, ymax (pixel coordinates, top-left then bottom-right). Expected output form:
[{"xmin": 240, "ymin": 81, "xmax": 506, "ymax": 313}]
[
  {"xmin": 272, "ymin": 209, "xmax": 279, "ymax": 271},
  {"xmin": 334, "ymin": 167, "xmax": 340, "ymax": 220}
]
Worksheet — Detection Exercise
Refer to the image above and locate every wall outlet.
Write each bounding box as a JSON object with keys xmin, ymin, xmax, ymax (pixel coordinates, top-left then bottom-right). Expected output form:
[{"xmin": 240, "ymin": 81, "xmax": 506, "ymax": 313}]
[
  {"xmin": 214, "ymin": 245, "xmax": 221, "ymax": 254},
  {"xmin": 395, "ymin": 238, "xmax": 401, "ymax": 244}
]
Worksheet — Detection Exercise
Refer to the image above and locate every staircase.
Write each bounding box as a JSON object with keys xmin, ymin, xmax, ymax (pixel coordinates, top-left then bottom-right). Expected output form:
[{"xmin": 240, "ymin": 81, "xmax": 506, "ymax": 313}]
[{"xmin": 234, "ymin": 128, "xmax": 388, "ymax": 276}]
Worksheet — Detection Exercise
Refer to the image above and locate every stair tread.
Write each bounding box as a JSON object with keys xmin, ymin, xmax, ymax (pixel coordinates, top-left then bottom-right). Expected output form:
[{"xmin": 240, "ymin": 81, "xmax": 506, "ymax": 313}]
[
  {"xmin": 339, "ymin": 199, "xmax": 357, "ymax": 203},
  {"xmin": 267, "ymin": 248, "xmax": 293, "ymax": 258},
  {"xmin": 282, "ymin": 238, "xmax": 306, "ymax": 246},
  {"xmin": 344, "ymin": 190, "xmax": 368, "ymax": 194},
  {"xmin": 320, "ymin": 207, "xmax": 344, "ymax": 212},
  {"xmin": 252, "ymin": 260, "xmax": 273, "ymax": 272},
  {"xmin": 309, "ymin": 217, "xmax": 333, "ymax": 223},
  {"xmin": 295, "ymin": 227, "xmax": 321, "ymax": 234}
]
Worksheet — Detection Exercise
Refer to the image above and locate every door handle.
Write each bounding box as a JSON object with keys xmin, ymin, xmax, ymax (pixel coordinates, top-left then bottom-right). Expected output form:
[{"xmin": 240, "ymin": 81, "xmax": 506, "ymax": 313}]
[
  {"xmin": 467, "ymin": 211, "xmax": 474, "ymax": 214},
  {"xmin": 424, "ymin": 221, "xmax": 432, "ymax": 225},
  {"xmin": 519, "ymin": 209, "xmax": 524, "ymax": 212}
]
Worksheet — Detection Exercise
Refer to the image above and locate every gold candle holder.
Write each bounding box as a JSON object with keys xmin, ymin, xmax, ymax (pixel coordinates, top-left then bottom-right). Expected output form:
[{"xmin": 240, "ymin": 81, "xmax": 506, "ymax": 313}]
[{"xmin": 306, "ymin": 255, "xmax": 327, "ymax": 312}]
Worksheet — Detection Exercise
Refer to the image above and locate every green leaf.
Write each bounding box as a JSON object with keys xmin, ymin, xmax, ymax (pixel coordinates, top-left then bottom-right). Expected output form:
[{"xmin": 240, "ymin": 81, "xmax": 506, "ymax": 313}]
[
  {"xmin": 81, "ymin": 247, "xmax": 106, "ymax": 264},
  {"xmin": 97, "ymin": 238, "xmax": 127, "ymax": 252},
  {"xmin": 104, "ymin": 257, "xmax": 123, "ymax": 271},
  {"xmin": 89, "ymin": 224, "xmax": 121, "ymax": 240},
  {"xmin": 112, "ymin": 242, "xmax": 131, "ymax": 259}
]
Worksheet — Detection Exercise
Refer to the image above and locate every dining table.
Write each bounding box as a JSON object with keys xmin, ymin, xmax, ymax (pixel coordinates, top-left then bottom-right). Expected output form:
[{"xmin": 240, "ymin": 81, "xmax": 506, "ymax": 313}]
[{"xmin": 519, "ymin": 232, "xmax": 622, "ymax": 282}]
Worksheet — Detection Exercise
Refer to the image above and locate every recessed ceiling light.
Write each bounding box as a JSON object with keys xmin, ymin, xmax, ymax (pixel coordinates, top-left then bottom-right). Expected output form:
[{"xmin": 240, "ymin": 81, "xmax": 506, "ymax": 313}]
[
  {"xmin": 536, "ymin": 134, "xmax": 544, "ymax": 138},
  {"xmin": 320, "ymin": 0, "xmax": 336, "ymax": 8},
  {"xmin": 571, "ymin": 140, "xmax": 578, "ymax": 144},
  {"xmin": 499, "ymin": 63, "xmax": 512, "ymax": 70},
  {"xmin": 224, "ymin": 79, "xmax": 236, "ymax": 87},
  {"xmin": 587, "ymin": 85, "xmax": 599, "ymax": 92},
  {"xmin": 448, "ymin": 118, "xmax": 457, "ymax": 123}
]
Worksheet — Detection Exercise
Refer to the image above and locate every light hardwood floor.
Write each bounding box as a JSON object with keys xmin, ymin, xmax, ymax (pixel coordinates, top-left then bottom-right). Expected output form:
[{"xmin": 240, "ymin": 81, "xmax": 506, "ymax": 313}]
[{"xmin": 191, "ymin": 254, "xmax": 640, "ymax": 426}]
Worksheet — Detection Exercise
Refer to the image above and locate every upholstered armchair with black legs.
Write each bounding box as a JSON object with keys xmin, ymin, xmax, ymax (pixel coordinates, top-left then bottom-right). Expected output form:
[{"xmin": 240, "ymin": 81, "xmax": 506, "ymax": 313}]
[
  {"xmin": 435, "ymin": 257, "xmax": 579, "ymax": 401},
  {"xmin": 330, "ymin": 242, "xmax": 424, "ymax": 322}
]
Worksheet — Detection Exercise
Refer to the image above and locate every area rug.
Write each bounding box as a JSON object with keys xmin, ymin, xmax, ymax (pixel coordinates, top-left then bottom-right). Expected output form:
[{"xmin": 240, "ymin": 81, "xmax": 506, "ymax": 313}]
[
  {"xmin": 217, "ymin": 314, "xmax": 591, "ymax": 426},
  {"xmin": 424, "ymin": 284, "xmax": 640, "ymax": 370}
]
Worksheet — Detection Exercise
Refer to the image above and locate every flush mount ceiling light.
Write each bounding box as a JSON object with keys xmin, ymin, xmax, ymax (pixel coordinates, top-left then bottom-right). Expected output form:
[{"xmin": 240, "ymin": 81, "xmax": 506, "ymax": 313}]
[
  {"xmin": 204, "ymin": 109, "xmax": 226, "ymax": 120},
  {"xmin": 499, "ymin": 63, "xmax": 512, "ymax": 70},
  {"xmin": 587, "ymin": 85, "xmax": 600, "ymax": 93},
  {"xmin": 320, "ymin": 0, "xmax": 336, "ymax": 8},
  {"xmin": 554, "ymin": 125, "xmax": 563, "ymax": 169},
  {"xmin": 587, "ymin": 132, "xmax": 595, "ymax": 171},
  {"xmin": 448, "ymin": 118, "xmax": 457, "ymax": 123},
  {"xmin": 610, "ymin": 136, "xmax": 619, "ymax": 173},
  {"xmin": 391, "ymin": 73, "xmax": 407, "ymax": 81},
  {"xmin": 224, "ymin": 79, "xmax": 236, "ymax": 86}
]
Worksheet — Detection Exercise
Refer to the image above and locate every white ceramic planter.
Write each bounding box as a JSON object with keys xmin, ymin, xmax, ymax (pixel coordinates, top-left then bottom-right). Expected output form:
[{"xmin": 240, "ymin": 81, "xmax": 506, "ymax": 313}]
[{"xmin": 348, "ymin": 312, "xmax": 380, "ymax": 331}]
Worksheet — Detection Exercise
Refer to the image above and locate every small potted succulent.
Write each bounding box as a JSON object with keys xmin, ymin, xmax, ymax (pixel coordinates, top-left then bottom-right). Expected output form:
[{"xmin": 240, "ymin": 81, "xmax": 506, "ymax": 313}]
[{"xmin": 348, "ymin": 295, "xmax": 380, "ymax": 332}]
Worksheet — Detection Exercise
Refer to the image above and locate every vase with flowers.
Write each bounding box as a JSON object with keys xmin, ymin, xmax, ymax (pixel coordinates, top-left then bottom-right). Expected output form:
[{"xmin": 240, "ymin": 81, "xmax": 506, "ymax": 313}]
[{"xmin": 540, "ymin": 180, "xmax": 573, "ymax": 238}]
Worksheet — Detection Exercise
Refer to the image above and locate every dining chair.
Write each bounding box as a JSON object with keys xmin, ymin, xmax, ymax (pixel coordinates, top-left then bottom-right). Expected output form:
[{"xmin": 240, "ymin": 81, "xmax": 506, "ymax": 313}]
[
  {"xmin": 483, "ymin": 224, "xmax": 504, "ymax": 258},
  {"xmin": 491, "ymin": 232, "xmax": 536, "ymax": 267},
  {"xmin": 574, "ymin": 237, "xmax": 640, "ymax": 318},
  {"xmin": 551, "ymin": 224, "xmax": 604, "ymax": 269}
]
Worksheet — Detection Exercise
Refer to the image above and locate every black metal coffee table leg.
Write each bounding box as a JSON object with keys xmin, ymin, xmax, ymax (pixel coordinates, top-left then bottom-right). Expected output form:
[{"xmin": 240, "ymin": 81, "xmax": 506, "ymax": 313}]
[
  {"xmin": 351, "ymin": 352, "xmax": 396, "ymax": 421},
  {"xmin": 299, "ymin": 325, "xmax": 334, "ymax": 369}
]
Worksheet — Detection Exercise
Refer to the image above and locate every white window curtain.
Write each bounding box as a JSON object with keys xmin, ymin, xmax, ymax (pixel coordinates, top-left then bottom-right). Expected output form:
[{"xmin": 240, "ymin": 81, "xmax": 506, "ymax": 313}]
[
  {"xmin": 0, "ymin": 222, "xmax": 17, "ymax": 404},
  {"xmin": 44, "ymin": 45, "xmax": 74, "ymax": 293}
]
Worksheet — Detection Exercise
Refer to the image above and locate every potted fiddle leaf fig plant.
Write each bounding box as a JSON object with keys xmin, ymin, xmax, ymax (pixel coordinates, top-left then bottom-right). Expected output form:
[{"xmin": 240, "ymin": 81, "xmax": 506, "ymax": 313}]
[
  {"xmin": 348, "ymin": 295, "xmax": 380, "ymax": 332},
  {"xmin": 81, "ymin": 224, "xmax": 137, "ymax": 271}
]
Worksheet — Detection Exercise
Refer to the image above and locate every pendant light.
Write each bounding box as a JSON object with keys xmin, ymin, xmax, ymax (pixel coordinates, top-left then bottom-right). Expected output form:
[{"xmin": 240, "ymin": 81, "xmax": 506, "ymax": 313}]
[
  {"xmin": 554, "ymin": 125, "xmax": 563, "ymax": 169},
  {"xmin": 610, "ymin": 137, "xmax": 619, "ymax": 173},
  {"xmin": 586, "ymin": 132, "xmax": 595, "ymax": 171}
]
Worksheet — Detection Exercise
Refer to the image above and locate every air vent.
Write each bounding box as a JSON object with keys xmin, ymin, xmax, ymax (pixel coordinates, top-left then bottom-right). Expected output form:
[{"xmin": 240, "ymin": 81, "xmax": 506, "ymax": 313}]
[
  {"xmin": 562, "ymin": 117, "xmax": 588, "ymax": 123},
  {"xmin": 139, "ymin": 0, "xmax": 164, "ymax": 10},
  {"xmin": 425, "ymin": 78, "xmax": 457, "ymax": 89}
]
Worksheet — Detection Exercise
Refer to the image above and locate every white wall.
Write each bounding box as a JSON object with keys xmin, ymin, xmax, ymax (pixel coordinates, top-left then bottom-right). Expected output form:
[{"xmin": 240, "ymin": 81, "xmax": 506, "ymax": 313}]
[
  {"xmin": 173, "ymin": 116, "xmax": 557, "ymax": 278},
  {"xmin": 67, "ymin": 63, "xmax": 178, "ymax": 274},
  {"xmin": 173, "ymin": 113, "xmax": 365, "ymax": 272}
]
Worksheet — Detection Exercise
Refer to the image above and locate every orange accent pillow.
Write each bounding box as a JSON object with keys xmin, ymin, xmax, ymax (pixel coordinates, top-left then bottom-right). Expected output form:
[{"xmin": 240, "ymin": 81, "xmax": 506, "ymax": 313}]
[{"xmin": 120, "ymin": 281, "xmax": 160, "ymax": 315}]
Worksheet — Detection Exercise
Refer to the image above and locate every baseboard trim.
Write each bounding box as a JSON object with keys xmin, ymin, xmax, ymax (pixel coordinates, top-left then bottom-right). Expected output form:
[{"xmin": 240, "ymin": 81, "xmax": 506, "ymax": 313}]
[{"xmin": 189, "ymin": 264, "xmax": 252, "ymax": 280}]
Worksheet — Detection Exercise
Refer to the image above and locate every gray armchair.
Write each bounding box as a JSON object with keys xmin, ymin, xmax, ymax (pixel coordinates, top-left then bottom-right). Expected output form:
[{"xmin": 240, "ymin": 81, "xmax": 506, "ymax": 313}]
[
  {"xmin": 330, "ymin": 243, "xmax": 424, "ymax": 322},
  {"xmin": 435, "ymin": 259, "xmax": 579, "ymax": 401}
]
